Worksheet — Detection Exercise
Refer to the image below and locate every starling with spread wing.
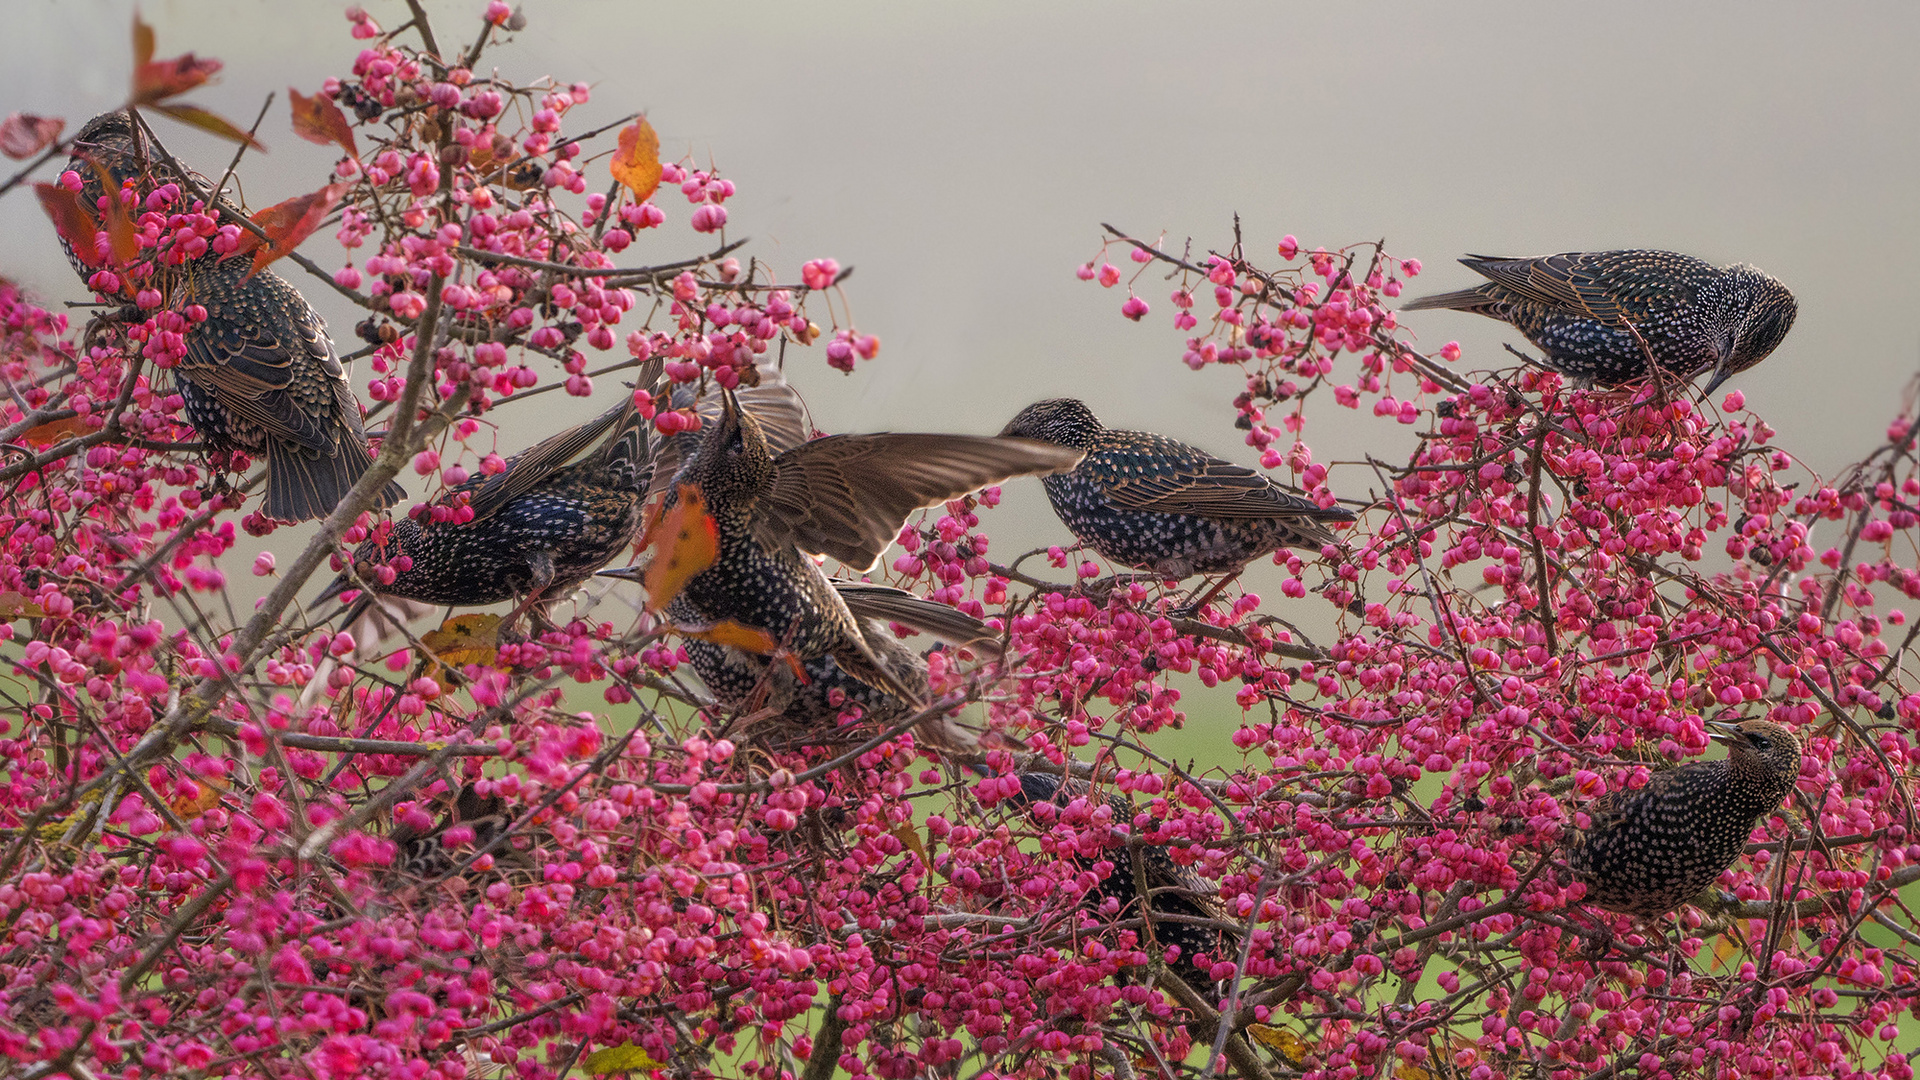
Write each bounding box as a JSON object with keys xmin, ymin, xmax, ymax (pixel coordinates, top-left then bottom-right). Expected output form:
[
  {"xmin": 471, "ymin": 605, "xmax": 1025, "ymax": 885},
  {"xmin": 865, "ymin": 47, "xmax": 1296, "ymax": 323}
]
[{"xmin": 1402, "ymin": 250, "xmax": 1796, "ymax": 393}]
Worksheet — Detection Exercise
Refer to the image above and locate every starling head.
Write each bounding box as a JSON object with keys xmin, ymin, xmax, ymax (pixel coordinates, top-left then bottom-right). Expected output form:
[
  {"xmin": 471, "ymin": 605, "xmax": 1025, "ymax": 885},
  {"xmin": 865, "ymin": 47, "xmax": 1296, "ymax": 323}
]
[
  {"xmin": 72, "ymin": 110, "xmax": 140, "ymax": 162},
  {"xmin": 1000, "ymin": 398, "xmax": 1104, "ymax": 451},
  {"xmin": 1706, "ymin": 718, "xmax": 1801, "ymax": 802},
  {"xmin": 1704, "ymin": 269, "xmax": 1799, "ymax": 395},
  {"xmin": 688, "ymin": 387, "xmax": 775, "ymax": 504}
]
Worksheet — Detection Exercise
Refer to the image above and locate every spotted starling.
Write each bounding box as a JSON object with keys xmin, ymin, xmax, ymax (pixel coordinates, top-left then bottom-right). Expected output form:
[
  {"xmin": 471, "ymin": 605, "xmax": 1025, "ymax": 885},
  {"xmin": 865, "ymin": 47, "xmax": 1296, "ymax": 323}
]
[
  {"xmin": 999, "ymin": 398, "xmax": 1354, "ymax": 586},
  {"xmin": 625, "ymin": 389, "xmax": 1083, "ymax": 702},
  {"xmin": 640, "ymin": 580, "xmax": 998, "ymax": 752},
  {"xmin": 1568, "ymin": 719, "xmax": 1802, "ymax": 917},
  {"xmin": 388, "ymin": 781, "xmax": 519, "ymax": 884},
  {"xmin": 63, "ymin": 111, "xmax": 400, "ymax": 521},
  {"xmin": 1006, "ymin": 772, "xmax": 1239, "ymax": 996},
  {"xmin": 318, "ymin": 364, "xmax": 660, "ymax": 633},
  {"xmin": 1403, "ymin": 250, "xmax": 1797, "ymax": 393}
]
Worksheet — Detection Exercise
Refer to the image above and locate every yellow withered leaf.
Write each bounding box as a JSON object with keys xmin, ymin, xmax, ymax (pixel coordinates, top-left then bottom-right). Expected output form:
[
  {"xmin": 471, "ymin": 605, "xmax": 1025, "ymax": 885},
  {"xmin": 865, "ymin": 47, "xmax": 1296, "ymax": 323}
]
[
  {"xmin": 0, "ymin": 592, "xmax": 47, "ymax": 620},
  {"xmin": 639, "ymin": 485, "xmax": 718, "ymax": 613},
  {"xmin": 168, "ymin": 775, "xmax": 229, "ymax": 818},
  {"xmin": 1248, "ymin": 1023, "xmax": 1310, "ymax": 1063},
  {"xmin": 422, "ymin": 612, "xmax": 504, "ymax": 670},
  {"xmin": 582, "ymin": 1042, "xmax": 668, "ymax": 1074},
  {"xmin": 609, "ymin": 118, "xmax": 663, "ymax": 202}
]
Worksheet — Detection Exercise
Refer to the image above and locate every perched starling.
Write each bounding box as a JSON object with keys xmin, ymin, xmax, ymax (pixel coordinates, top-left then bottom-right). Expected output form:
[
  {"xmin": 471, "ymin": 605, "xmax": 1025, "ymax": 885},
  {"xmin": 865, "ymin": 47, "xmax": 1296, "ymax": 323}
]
[
  {"xmin": 1568, "ymin": 719, "xmax": 1802, "ymax": 917},
  {"xmin": 624, "ymin": 389, "xmax": 1082, "ymax": 701},
  {"xmin": 1007, "ymin": 772, "xmax": 1239, "ymax": 996},
  {"xmin": 999, "ymin": 398, "xmax": 1354, "ymax": 590},
  {"xmin": 64, "ymin": 111, "xmax": 401, "ymax": 521},
  {"xmin": 317, "ymin": 363, "xmax": 660, "ymax": 633},
  {"xmin": 1402, "ymin": 250, "xmax": 1797, "ymax": 393},
  {"xmin": 388, "ymin": 781, "xmax": 516, "ymax": 883},
  {"xmin": 645, "ymin": 579, "xmax": 999, "ymax": 752}
]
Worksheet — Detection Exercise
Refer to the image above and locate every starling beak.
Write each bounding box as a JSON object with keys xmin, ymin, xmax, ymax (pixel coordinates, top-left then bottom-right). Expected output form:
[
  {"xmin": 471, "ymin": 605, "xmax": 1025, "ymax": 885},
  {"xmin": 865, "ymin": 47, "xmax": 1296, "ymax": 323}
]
[
  {"xmin": 1568, "ymin": 718, "xmax": 1802, "ymax": 917},
  {"xmin": 1000, "ymin": 398, "xmax": 1353, "ymax": 581},
  {"xmin": 1404, "ymin": 250, "xmax": 1797, "ymax": 391},
  {"xmin": 319, "ymin": 362, "xmax": 662, "ymax": 632},
  {"xmin": 618, "ymin": 384, "xmax": 1081, "ymax": 703},
  {"xmin": 1004, "ymin": 772, "xmax": 1239, "ymax": 997},
  {"xmin": 64, "ymin": 111, "xmax": 401, "ymax": 521}
]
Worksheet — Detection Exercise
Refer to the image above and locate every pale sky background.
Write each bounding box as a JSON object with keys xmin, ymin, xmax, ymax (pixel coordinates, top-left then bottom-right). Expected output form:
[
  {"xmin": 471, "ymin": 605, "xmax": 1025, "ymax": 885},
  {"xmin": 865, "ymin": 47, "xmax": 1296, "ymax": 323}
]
[{"xmin": 5, "ymin": 1, "xmax": 1918, "ymax": 630}]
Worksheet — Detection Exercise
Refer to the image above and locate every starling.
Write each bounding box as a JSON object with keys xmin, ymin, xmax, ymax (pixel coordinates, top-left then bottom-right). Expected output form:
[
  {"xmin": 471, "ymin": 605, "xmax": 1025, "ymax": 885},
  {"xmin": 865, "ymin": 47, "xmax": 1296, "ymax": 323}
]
[
  {"xmin": 626, "ymin": 389, "xmax": 1083, "ymax": 702},
  {"xmin": 1402, "ymin": 250, "xmax": 1797, "ymax": 393},
  {"xmin": 999, "ymin": 398, "xmax": 1354, "ymax": 596},
  {"xmin": 317, "ymin": 363, "xmax": 660, "ymax": 633},
  {"xmin": 643, "ymin": 579, "xmax": 999, "ymax": 752},
  {"xmin": 1568, "ymin": 719, "xmax": 1802, "ymax": 917},
  {"xmin": 1006, "ymin": 772, "xmax": 1239, "ymax": 996},
  {"xmin": 388, "ymin": 781, "xmax": 517, "ymax": 883},
  {"xmin": 64, "ymin": 111, "xmax": 401, "ymax": 521}
]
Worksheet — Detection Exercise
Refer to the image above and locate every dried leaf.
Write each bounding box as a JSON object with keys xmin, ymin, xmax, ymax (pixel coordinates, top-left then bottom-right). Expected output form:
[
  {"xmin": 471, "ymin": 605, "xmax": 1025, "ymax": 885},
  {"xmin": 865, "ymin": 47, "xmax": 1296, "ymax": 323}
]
[
  {"xmin": 422, "ymin": 613, "xmax": 504, "ymax": 671},
  {"xmin": 893, "ymin": 821, "xmax": 928, "ymax": 866},
  {"xmin": 228, "ymin": 182, "xmax": 348, "ymax": 277},
  {"xmin": 132, "ymin": 52, "xmax": 224, "ymax": 106},
  {"xmin": 132, "ymin": 12, "xmax": 155, "ymax": 67},
  {"xmin": 18, "ymin": 414, "xmax": 91, "ymax": 447},
  {"xmin": 0, "ymin": 114, "xmax": 63, "ymax": 160},
  {"xmin": 0, "ymin": 592, "xmax": 47, "ymax": 620},
  {"xmin": 676, "ymin": 619, "xmax": 810, "ymax": 685},
  {"xmin": 168, "ymin": 775, "xmax": 228, "ymax": 818},
  {"xmin": 609, "ymin": 118, "xmax": 662, "ymax": 202},
  {"xmin": 35, "ymin": 182, "xmax": 102, "ymax": 269},
  {"xmin": 288, "ymin": 88, "xmax": 356, "ymax": 158},
  {"xmin": 638, "ymin": 485, "xmax": 718, "ymax": 613},
  {"xmin": 581, "ymin": 1042, "xmax": 668, "ymax": 1074},
  {"xmin": 151, "ymin": 102, "xmax": 264, "ymax": 151},
  {"xmin": 1248, "ymin": 1023, "xmax": 1310, "ymax": 1063}
]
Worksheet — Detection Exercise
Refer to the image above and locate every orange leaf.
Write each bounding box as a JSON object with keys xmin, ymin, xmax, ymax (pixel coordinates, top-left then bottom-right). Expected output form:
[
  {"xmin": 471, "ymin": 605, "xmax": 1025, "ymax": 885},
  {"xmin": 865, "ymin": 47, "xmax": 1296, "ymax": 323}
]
[
  {"xmin": 36, "ymin": 183, "xmax": 102, "ymax": 268},
  {"xmin": 638, "ymin": 484, "xmax": 718, "ymax": 613},
  {"xmin": 150, "ymin": 102, "xmax": 263, "ymax": 151},
  {"xmin": 228, "ymin": 182, "xmax": 348, "ymax": 277},
  {"xmin": 18, "ymin": 414, "xmax": 91, "ymax": 447},
  {"xmin": 678, "ymin": 618, "xmax": 811, "ymax": 685},
  {"xmin": 132, "ymin": 53, "xmax": 223, "ymax": 106},
  {"xmin": 609, "ymin": 118, "xmax": 662, "ymax": 202},
  {"xmin": 168, "ymin": 776, "xmax": 228, "ymax": 818},
  {"xmin": 419, "ymin": 613, "xmax": 506, "ymax": 692},
  {"xmin": 132, "ymin": 12, "xmax": 155, "ymax": 67},
  {"xmin": 288, "ymin": 88, "xmax": 357, "ymax": 158},
  {"xmin": 0, "ymin": 114, "xmax": 63, "ymax": 160}
]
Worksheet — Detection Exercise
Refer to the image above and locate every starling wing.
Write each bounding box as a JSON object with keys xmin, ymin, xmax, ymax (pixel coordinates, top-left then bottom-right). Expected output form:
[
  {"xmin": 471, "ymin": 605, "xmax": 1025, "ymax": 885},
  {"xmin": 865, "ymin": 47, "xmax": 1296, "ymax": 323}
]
[
  {"xmin": 751, "ymin": 434, "xmax": 1084, "ymax": 571},
  {"xmin": 834, "ymin": 582, "xmax": 999, "ymax": 647},
  {"xmin": 1095, "ymin": 437, "xmax": 1356, "ymax": 522}
]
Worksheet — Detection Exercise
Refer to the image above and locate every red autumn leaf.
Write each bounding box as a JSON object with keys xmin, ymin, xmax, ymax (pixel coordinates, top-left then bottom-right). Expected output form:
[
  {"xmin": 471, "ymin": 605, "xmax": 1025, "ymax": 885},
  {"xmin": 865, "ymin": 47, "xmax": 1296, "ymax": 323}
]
[
  {"xmin": 609, "ymin": 118, "xmax": 662, "ymax": 202},
  {"xmin": 638, "ymin": 484, "xmax": 718, "ymax": 613},
  {"xmin": 228, "ymin": 182, "xmax": 348, "ymax": 277},
  {"xmin": 36, "ymin": 183, "xmax": 99, "ymax": 267},
  {"xmin": 132, "ymin": 53, "xmax": 224, "ymax": 106},
  {"xmin": 288, "ymin": 88, "xmax": 357, "ymax": 159},
  {"xmin": 0, "ymin": 114, "xmax": 64, "ymax": 160},
  {"xmin": 151, "ymin": 103, "xmax": 264, "ymax": 151}
]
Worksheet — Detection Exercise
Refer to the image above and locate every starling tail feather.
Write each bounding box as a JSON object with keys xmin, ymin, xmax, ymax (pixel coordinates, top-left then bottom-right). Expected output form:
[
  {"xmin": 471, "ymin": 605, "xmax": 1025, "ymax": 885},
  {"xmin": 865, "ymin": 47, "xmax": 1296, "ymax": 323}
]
[
  {"xmin": 66, "ymin": 111, "xmax": 399, "ymax": 521},
  {"xmin": 1568, "ymin": 719, "xmax": 1801, "ymax": 916},
  {"xmin": 1403, "ymin": 250, "xmax": 1796, "ymax": 390}
]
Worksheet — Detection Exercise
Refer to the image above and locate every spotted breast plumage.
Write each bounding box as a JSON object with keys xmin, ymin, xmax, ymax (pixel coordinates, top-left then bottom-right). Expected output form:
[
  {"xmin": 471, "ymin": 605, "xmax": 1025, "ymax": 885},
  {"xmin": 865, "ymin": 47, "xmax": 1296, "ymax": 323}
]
[
  {"xmin": 1402, "ymin": 250, "xmax": 1797, "ymax": 393},
  {"xmin": 318, "ymin": 362, "xmax": 660, "ymax": 633},
  {"xmin": 1000, "ymin": 397, "xmax": 1353, "ymax": 582},
  {"xmin": 1568, "ymin": 719, "xmax": 1801, "ymax": 916},
  {"xmin": 64, "ymin": 110, "xmax": 400, "ymax": 521},
  {"xmin": 617, "ymin": 387, "xmax": 1082, "ymax": 703}
]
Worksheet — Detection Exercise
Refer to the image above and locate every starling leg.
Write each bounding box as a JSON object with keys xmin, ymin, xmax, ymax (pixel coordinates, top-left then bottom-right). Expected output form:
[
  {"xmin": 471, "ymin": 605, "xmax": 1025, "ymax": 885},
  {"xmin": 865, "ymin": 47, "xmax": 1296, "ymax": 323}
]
[{"xmin": 1171, "ymin": 570, "xmax": 1243, "ymax": 617}]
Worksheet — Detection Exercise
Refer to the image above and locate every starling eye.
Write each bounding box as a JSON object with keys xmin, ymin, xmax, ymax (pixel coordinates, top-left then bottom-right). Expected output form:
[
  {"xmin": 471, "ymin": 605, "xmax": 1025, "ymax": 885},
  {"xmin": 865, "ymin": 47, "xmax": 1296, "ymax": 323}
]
[{"xmin": 1746, "ymin": 732, "xmax": 1771, "ymax": 750}]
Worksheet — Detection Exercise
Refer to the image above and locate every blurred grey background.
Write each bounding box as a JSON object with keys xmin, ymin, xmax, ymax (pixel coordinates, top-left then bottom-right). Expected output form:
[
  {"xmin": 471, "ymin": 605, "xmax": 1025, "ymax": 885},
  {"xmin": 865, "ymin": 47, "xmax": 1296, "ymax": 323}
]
[{"xmin": 5, "ymin": 1, "xmax": 1918, "ymax": 629}]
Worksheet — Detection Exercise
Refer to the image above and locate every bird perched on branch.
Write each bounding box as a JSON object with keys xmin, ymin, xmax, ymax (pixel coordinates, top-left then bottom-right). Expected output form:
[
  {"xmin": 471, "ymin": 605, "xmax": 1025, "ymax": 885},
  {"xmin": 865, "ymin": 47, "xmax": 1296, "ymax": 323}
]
[
  {"xmin": 317, "ymin": 362, "xmax": 661, "ymax": 634},
  {"xmin": 63, "ymin": 110, "xmax": 400, "ymax": 521},
  {"xmin": 616, "ymin": 388, "xmax": 1082, "ymax": 703},
  {"xmin": 1568, "ymin": 719, "xmax": 1801, "ymax": 917},
  {"xmin": 1005, "ymin": 772, "xmax": 1239, "ymax": 996},
  {"xmin": 1402, "ymin": 249, "xmax": 1797, "ymax": 394},
  {"xmin": 1000, "ymin": 398, "xmax": 1353, "ymax": 608}
]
